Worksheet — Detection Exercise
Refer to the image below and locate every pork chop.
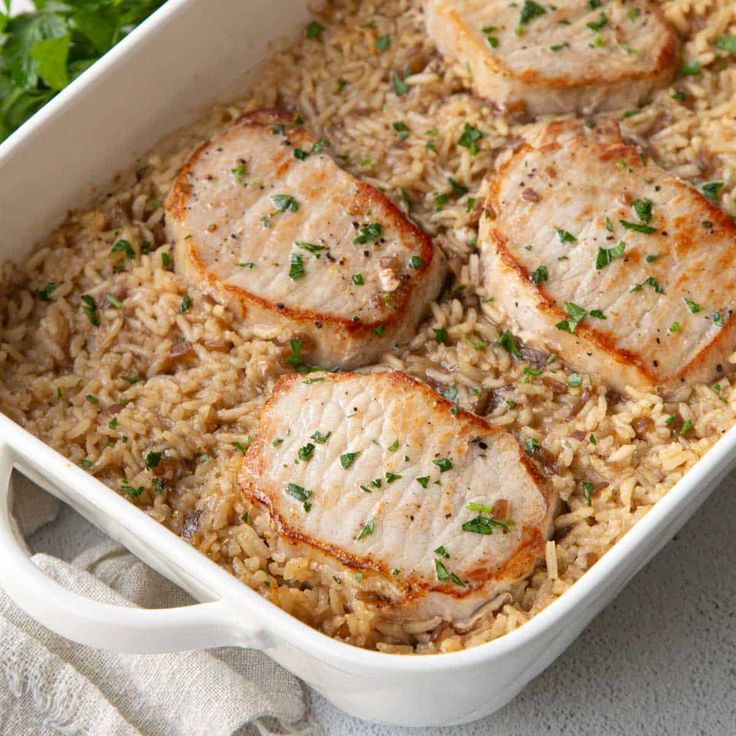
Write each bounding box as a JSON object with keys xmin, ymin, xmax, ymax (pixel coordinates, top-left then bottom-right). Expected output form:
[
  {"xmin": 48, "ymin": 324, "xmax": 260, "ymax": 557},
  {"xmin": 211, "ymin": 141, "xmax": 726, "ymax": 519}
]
[
  {"xmin": 479, "ymin": 120, "xmax": 736, "ymax": 394},
  {"xmin": 166, "ymin": 110, "xmax": 445, "ymax": 369},
  {"xmin": 239, "ymin": 371, "xmax": 555, "ymax": 624},
  {"xmin": 424, "ymin": 0, "xmax": 678, "ymax": 116}
]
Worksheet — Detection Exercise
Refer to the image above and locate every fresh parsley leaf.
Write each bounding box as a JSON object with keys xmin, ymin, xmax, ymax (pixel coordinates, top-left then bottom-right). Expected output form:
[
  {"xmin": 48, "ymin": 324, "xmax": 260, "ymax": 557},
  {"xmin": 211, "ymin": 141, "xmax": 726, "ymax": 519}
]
[
  {"xmin": 555, "ymin": 302, "xmax": 588, "ymax": 333},
  {"xmin": 288, "ymin": 254, "xmax": 305, "ymax": 280},
  {"xmin": 458, "ymin": 122, "xmax": 485, "ymax": 155},
  {"xmin": 306, "ymin": 20, "xmax": 324, "ymax": 39},
  {"xmin": 272, "ymin": 194, "xmax": 298, "ymax": 212},
  {"xmin": 357, "ymin": 519, "xmax": 374, "ymax": 540},
  {"xmin": 701, "ymin": 181, "xmax": 724, "ymax": 203},
  {"xmin": 632, "ymin": 198, "xmax": 653, "ymax": 224},
  {"xmin": 684, "ymin": 297, "xmax": 702, "ymax": 314},
  {"xmin": 340, "ymin": 451, "xmax": 359, "ymax": 469},
  {"xmin": 375, "ymin": 34, "xmax": 391, "ymax": 52},
  {"xmin": 495, "ymin": 329, "xmax": 522, "ymax": 358},
  {"xmin": 531, "ymin": 265, "xmax": 548, "ymax": 284},
  {"xmin": 519, "ymin": 0, "xmax": 546, "ymax": 25},
  {"xmin": 619, "ymin": 219, "xmax": 656, "ymax": 234},
  {"xmin": 354, "ymin": 222, "xmax": 382, "ymax": 244},
  {"xmin": 715, "ymin": 35, "xmax": 736, "ymax": 53},
  {"xmin": 556, "ymin": 227, "xmax": 577, "ymax": 244},
  {"xmin": 595, "ymin": 241, "xmax": 626, "ymax": 269}
]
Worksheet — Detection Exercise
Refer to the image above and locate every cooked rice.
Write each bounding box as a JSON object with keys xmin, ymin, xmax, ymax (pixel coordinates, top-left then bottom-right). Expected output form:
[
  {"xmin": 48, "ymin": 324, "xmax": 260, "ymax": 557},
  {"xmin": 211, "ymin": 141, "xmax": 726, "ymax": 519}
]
[{"xmin": 1, "ymin": 0, "xmax": 736, "ymax": 654}]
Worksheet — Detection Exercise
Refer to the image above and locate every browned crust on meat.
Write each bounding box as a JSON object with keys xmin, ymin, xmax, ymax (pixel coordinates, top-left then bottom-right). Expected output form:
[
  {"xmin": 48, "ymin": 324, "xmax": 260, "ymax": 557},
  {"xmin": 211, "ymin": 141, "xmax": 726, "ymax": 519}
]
[
  {"xmin": 485, "ymin": 126, "xmax": 736, "ymax": 388},
  {"xmin": 440, "ymin": 1, "xmax": 678, "ymax": 90},
  {"xmin": 166, "ymin": 109, "xmax": 437, "ymax": 334},
  {"xmin": 239, "ymin": 371, "xmax": 552, "ymax": 608}
]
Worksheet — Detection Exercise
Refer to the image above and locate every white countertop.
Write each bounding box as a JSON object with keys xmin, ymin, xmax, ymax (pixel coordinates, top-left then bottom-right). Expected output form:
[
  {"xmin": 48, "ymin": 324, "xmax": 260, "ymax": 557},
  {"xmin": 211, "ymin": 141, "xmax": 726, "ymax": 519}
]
[{"xmin": 30, "ymin": 475, "xmax": 736, "ymax": 735}]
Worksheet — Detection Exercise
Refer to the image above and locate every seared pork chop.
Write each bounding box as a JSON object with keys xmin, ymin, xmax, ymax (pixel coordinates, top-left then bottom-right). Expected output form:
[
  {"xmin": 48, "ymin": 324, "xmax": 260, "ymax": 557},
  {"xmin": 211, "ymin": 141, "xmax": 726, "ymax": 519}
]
[
  {"xmin": 480, "ymin": 121, "xmax": 736, "ymax": 394},
  {"xmin": 424, "ymin": 0, "xmax": 677, "ymax": 116},
  {"xmin": 239, "ymin": 371, "xmax": 555, "ymax": 623},
  {"xmin": 166, "ymin": 110, "xmax": 445, "ymax": 369}
]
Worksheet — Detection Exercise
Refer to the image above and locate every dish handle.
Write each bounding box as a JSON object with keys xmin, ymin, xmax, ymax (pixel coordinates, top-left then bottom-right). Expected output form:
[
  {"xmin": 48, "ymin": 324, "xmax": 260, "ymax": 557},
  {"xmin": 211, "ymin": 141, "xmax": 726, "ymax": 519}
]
[{"xmin": 0, "ymin": 444, "xmax": 267, "ymax": 654}]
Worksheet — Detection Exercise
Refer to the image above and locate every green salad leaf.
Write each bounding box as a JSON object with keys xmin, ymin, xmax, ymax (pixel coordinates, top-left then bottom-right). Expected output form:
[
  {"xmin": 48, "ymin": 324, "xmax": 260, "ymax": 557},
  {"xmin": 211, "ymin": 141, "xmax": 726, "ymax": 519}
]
[{"xmin": 0, "ymin": 0, "xmax": 165, "ymax": 142}]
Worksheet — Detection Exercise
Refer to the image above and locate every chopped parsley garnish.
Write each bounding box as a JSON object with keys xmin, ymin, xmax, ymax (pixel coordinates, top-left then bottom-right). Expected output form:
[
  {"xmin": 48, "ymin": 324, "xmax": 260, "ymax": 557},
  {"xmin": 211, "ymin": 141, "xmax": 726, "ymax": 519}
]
[
  {"xmin": 495, "ymin": 329, "xmax": 522, "ymax": 358},
  {"xmin": 589, "ymin": 309, "xmax": 606, "ymax": 320},
  {"xmin": 145, "ymin": 451, "xmax": 162, "ymax": 470},
  {"xmin": 434, "ymin": 545, "xmax": 450, "ymax": 559},
  {"xmin": 678, "ymin": 60, "xmax": 701, "ymax": 77},
  {"xmin": 295, "ymin": 241, "xmax": 326, "ymax": 255},
  {"xmin": 161, "ymin": 252, "xmax": 171, "ymax": 270},
  {"xmin": 589, "ymin": 433, "xmax": 597, "ymax": 444},
  {"xmin": 306, "ymin": 20, "xmax": 324, "ymax": 39},
  {"xmin": 354, "ymin": 222, "xmax": 383, "ymax": 244},
  {"xmin": 391, "ymin": 71, "xmax": 408, "ymax": 96},
  {"xmin": 595, "ymin": 241, "xmax": 626, "ymax": 269},
  {"xmin": 461, "ymin": 515, "xmax": 514, "ymax": 535},
  {"xmin": 672, "ymin": 90, "xmax": 687, "ymax": 102},
  {"xmin": 231, "ymin": 161, "xmax": 246, "ymax": 182},
  {"xmin": 34, "ymin": 283, "xmax": 57, "ymax": 301},
  {"xmin": 180, "ymin": 294, "xmax": 192, "ymax": 312},
  {"xmin": 620, "ymin": 219, "xmax": 656, "ymax": 234},
  {"xmin": 388, "ymin": 439, "xmax": 399, "ymax": 452},
  {"xmin": 679, "ymin": 419, "xmax": 693, "ymax": 436},
  {"xmin": 458, "ymin": 122, "xmax": 485, "ymax": 155},
  {"xmin": 285, "ymin": 482, "xmax": 312, "ymax": 512},
  {"xmin": 556, "ymin": 228, "xmax": 577, "ymax": 244},
  {"xmin": 605, "ymin": 217, "xmax": 614, "ymax": 233},
  {"xmin": 433, "ymin": 192, "xmax": 449, "ymax": 212},
  {"xmin": 587, "ymin": 12, "xmax": 607, "ymax": 31},
  {"xmin": 715, "ymin": 35, "xmax": 736, "ymax": 53},
  {"xmin": 713, "ymin": 312, "xmax": 725, "ymax": 327},
  {"xmin": 288, "ymin": 254, "xmax": 306, "ymax": 280},
  {"xmin": 464, "ymin": 336, "xmax": 487, "ymax": 350},
  {"xmin": 482, "ymin": 25, "xmax": 499, "ymax": 48},
  {"xmin": 645, "ymin": 254, "xmax": 660, "ymax": 264},
  {"xmin": 352, "ymin": 274, "xmax": 364, "ymax": 286},
  {"xmin": 434, "ymin": 558, "xmax": 450, "ymax": 580},
  {"xmin": 525, "ymin": 438, "xmax": 540, "ymax": 455},
  {"xmin": 111, "ymin": 239, "xmax": 135, "ymax": 259},
  {"xmin": 555, "ymin": 301, "xmax": 588, "ymax": 333},
  {"xmin": 627, "ymin": 7, "xmax": 641, "ymax": 21},
  {"xmin": 519, "ymin": 0, "xmax": 546, "ymax": 25},
  {"xmin": 80, "ymin": 459, "xmax": 93, "ymax": 470},
  {"xmin": 311, "ymin": 430, "xmax": 332, "ymax": 444},
  {"xmin": 385, "ymin": 471, "xmax": 402, "ymax": 483},
  {"xmin": 630, "ymin": 276, "xmax": 663, "ymax": 294},
  {"xmin": 85, "ymin": 394, "xmax": 99, "ymax": 405},
  {"xmin": 701, "ymin": 181, "xmax": 725, "ymax": 203},
  {"xmin": 233, "ymin": 438, "xmax": 252, "ymax": 453},
  {"xmin": 669, "ymin": 321, "xmax": 681, "ymax": 334},
  {"xmin": 582, "ymin": 481, "xmax": 595, "ymax": 506},
  {"xmin": 271, "ymin": 194, "xmax": 298, "ymax": 212},
  {"xmin": 298, "ymin": 443, "xmax": 315, "ymax": 462},
  {"xmin": 433, "ymin": 327, "xmax": 448, "ymax": 343},
  {"xmin": 531, "ymin": 265, "xmax": 548, "ymax": 284},
  {"xmin": 373, "ymin": 325, "xmax": 385, "ymax": 336},
  {"xmin": 80, "ymin": 294, "xmax": 99, "ymax": 326},
  {"xmin": 551, "ymin": 42, "xmax": 570, "ymax": 51},
  {"xmin": 409, "ymin": 255, "xmax": 423, "ymax": 269},
  {"xmin": 120, "ymin": 483, "xmax": 144, "ymax": 498},
  {"xmin": 357, "ymin": 519, "xmax": 374, "ymax": 540},
  {"xmin": 433, "ymin": 458, "xmax": 453, "ymax": 473},
  {"xmin": 340, "ymin": 451, "xmax": 360, "ymax": 469},
  {"xmin": 392, "ymin": 120, "xmax": 409, "ymax": 139},
  {"xmin": 417, "ymin": 476, "xmax": 430, "ymax": 488},
  {"xmin": 106, "ymin": 294, "xmax": 123, "ymax": 309},
  {"xmin": 684, "ymin": 298, "xmax": 703, "ymax": 313},
  {"xmin": 108, "ymin": 417, "xmax": 118, "ymax": 430},
  {"xmin": 633, "ymin": 198, "xmax": 653, "ymax": 224},
  {"xmin": 568, "ymin": 373, "xmax": 583, "ymax": 388},
  {"xmin": 448, "ymin": 177, "xmax": 469, "ymax": 197},
  {"xmin": 376, "ymin": 34, "xmax": 391, "ymax": 52}
]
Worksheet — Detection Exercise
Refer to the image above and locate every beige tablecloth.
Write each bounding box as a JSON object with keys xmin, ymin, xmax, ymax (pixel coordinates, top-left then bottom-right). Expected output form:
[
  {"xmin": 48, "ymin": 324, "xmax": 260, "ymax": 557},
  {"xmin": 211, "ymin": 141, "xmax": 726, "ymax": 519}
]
[{"xmin": 0, "ymin": 475, "xmax": 320, "ymax": 736}]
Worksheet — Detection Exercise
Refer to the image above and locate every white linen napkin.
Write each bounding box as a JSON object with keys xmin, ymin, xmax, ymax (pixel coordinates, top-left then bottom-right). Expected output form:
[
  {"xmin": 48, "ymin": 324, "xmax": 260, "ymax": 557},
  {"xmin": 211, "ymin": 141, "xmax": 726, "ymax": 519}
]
[{"xmin": 0, "ymin": 474, "xmax": 319, "ymax": 736}]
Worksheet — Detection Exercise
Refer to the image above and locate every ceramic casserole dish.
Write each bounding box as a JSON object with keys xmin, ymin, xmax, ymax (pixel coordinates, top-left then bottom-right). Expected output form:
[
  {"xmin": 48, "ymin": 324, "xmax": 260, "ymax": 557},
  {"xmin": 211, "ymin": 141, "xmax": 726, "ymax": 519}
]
[{"xmin": 0, "ymin": 0, "xmax": 735, "ymax": 727}]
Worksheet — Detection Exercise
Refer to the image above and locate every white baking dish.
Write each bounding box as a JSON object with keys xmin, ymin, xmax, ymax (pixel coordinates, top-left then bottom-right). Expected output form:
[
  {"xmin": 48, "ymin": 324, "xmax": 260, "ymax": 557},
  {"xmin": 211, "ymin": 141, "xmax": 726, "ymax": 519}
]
[{"xmin": 1, "ymin": 0, "xmax": 735, "ymax": 727}]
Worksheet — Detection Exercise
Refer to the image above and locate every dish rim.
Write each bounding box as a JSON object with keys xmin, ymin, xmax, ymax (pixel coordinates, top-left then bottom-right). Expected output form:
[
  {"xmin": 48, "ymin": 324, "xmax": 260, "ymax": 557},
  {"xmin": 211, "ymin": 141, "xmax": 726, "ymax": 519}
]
[{"xmin": 0, "ymin": 0, "xmax": 734, "ymax": 671}]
